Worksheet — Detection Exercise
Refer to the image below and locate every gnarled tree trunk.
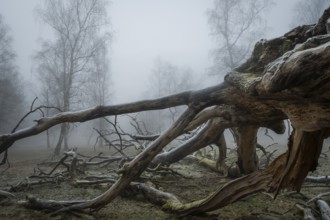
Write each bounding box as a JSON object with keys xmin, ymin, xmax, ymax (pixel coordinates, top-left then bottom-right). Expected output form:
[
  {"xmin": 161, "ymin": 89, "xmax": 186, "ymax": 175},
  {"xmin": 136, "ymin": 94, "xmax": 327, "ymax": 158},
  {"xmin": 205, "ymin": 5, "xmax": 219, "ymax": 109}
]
[{"xmin": 1, "ymin": 7, "xmax": 330, "ymax": 217}]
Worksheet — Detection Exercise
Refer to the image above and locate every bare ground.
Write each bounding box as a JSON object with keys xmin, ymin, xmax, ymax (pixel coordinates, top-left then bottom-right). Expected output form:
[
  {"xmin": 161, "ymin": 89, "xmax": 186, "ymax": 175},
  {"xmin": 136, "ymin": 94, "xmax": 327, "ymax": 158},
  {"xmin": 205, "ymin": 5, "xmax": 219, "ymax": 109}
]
[{"xmin": 0, "ymin": 144, "xmax": 330, "ymax": 220}]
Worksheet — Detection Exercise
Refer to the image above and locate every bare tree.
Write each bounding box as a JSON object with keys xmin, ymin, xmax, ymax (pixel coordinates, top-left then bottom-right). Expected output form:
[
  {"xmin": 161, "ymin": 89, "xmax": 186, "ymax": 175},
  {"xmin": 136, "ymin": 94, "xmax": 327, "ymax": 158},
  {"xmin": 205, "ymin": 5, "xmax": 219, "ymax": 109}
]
[
  {"xmin": 207, "ymin": 0, "xmax": 273, "ymax": 76},
  {"xmin": 84, "ymin": 38, "xmax": 112, "ymax": 148},
  {"xmin": 0, "ymin": 15, "xmax": 24, "ymax": 133},
  {"xmin": 291, "ymin": 0, "xmax": 330, "ymax": 27},
  {"xmin": 34, "ymin": 0, "xmax": 110, "ymax": 155}
]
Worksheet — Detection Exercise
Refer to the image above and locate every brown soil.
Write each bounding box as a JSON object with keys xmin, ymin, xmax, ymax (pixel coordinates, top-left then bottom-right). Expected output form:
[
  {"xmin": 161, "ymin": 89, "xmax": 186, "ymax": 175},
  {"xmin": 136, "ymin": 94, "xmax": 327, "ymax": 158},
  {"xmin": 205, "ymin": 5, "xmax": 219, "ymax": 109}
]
[{"xmin": 0, "ymin": 145, "xmax": 329, "ymax": 220}]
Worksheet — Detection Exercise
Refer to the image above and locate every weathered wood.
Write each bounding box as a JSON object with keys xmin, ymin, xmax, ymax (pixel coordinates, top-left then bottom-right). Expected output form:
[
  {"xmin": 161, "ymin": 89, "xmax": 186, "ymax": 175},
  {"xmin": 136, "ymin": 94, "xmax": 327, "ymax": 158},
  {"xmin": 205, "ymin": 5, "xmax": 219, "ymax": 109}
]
[
  {"xmin": 2, "ymin": 7, "xmax": 330, "ymax": 217},
  {"xmin": 152, "ymin": 119, "xmax": 224, "ymax": 166},
  {"xmin": 236, "ymin": 125, "xmax": 259, "ymax": 174},
  {"xmin": 316, "ymin": 199, "xmax": 330, "ymax": 220},
  {"xmin": 305, "ymin": 176, "xmax": 330, "ymax": 184},
  {"xmin": 46, "ymin": 106, "xmax": 201, "ymax": 213},
  {"xmin": 215, "ymin": 132, "xmax": 227, "ymax": 174},
  {"xmin": 165, "ymin": 129, "xmax": 326, "ymax": 215},
  {"xmin": 25, "ymin": 178, "xmax": 179, "ymax": 210},
  {"xmin": 0, "ymin": 84, "xmax": 226, "ymax": 154}
]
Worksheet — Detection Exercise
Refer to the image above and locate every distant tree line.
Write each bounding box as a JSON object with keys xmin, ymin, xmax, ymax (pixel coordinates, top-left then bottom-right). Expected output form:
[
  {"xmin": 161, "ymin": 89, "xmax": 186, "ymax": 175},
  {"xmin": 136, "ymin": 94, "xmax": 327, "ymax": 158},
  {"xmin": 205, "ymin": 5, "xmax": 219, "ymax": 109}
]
[{"xmin": 0, "ymin": 15, "xmax": 24, "ymax": 133}]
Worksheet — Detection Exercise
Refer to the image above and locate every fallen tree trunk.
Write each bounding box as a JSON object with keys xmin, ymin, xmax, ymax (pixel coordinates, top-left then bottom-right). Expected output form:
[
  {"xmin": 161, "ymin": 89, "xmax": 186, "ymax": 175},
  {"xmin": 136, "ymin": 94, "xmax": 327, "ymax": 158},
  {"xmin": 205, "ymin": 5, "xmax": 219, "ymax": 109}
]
[{"xmin": 1, "ymin": 7, "xmax": 330, "ymax": 217}]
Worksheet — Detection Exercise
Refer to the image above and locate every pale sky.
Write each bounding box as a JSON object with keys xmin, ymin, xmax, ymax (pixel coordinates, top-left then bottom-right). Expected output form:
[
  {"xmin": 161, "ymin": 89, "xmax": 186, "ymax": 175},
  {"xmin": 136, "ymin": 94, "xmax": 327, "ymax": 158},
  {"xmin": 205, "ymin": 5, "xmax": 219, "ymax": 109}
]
[{"xmin": 0, "ymin": 0, "xmax": 300, "ymax": 104}]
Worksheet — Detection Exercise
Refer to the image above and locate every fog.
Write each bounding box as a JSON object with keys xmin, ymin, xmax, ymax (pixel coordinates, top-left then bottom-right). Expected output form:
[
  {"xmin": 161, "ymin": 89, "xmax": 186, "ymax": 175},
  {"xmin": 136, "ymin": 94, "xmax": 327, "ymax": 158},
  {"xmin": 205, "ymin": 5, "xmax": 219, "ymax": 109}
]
[
  {"xmin": 0, "ymin": 0, "xmax": 300, "ymax": 102},
  {"xmin": 0, "ymin": 0, "xmax": 303, "ymax": 149}
]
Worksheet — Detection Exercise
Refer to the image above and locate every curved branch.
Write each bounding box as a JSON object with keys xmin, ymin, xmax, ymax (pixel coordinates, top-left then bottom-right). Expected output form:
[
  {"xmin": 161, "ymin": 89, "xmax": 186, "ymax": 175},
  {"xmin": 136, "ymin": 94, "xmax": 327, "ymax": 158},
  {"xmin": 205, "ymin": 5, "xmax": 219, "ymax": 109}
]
[{"xmin": 0, "ymin": 84, "xmax": 227, "ymax": 154}]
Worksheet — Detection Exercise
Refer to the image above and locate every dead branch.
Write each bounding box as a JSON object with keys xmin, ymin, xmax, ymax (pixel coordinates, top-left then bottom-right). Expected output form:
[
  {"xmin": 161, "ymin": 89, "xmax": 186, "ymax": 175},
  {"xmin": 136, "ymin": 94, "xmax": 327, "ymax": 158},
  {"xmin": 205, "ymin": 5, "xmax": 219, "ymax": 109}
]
[
  {"xmin": 0, "ymin": 189, "xmax": 15, "ymax": 198},
  {"xmin": 308, "ymin": 192, "xmax": 330, "ymax": 204},
  {"xmin": 94, "ymin": 128, "xmax": 128, "ymax": 158},
  {"xmin": 132, "ymin": 134, "xmax": 159, "ymax": 141},
  {"xmin": 305, "ymin": 176, "xmax": 330, "ymax": 184},
  {"xmin": 26, "ymin": 177, "xmax": 179, "ymax": 210},
  {"xmin": 36, "ymin": 154, "xmax": 69, "ymax": 176}
]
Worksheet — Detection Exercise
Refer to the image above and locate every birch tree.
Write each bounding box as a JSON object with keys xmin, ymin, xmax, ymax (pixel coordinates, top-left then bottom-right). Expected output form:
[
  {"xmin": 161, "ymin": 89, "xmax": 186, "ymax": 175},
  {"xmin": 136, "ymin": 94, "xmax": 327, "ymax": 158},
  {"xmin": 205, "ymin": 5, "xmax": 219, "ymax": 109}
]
[
  {"xmin": 207, "ymin": 0, "xmax": 273, "ymax": 76},
  {"xmin": 34, "ymin": 0, "xmax": 110, "ymax": 155},
  {"xmin": 0, "ymin": 15, "xmax": 24, "ymax": 133}
]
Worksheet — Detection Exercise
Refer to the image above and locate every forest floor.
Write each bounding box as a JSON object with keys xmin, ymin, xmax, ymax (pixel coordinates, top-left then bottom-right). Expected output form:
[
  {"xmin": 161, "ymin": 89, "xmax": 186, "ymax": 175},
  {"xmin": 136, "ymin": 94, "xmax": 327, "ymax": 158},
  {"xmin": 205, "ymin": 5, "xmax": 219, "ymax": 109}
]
[{"xmin": 0, "ymin": 143, "xmax": 330, "ymax": 220}]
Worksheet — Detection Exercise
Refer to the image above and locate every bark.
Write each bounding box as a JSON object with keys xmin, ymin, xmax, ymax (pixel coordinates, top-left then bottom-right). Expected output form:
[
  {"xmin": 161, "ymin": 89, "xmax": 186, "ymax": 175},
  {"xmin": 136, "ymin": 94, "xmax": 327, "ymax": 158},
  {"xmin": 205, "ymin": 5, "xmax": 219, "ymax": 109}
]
[
  {"xmin": 25, "ymin": 179, "xmax": 179, "ymax": 210},
  {"xmin": 54, "ymin": 123, "xmax": 68, "ymax": 155},
  {"xmin": 215, "ymin": 132, "xmax": 227, "ymax": 172},
  {"xmin": 98, "ymin": 118, "xmax": 105, "ymax": 148},
  {"xmin": 152, "ymin": 119, "xmax": 224, "ymax": 166},
  {"xmin": 0, "ymin": 83, "xmax": 227, "ymax": 155},
  {"xmin": 152, "ymin": 103, "xmax": 286, "ymax": 167},
  {"xmin": 46, "ymin": 129, "xmax": 50, "ymax": 149},
  {"xmin": 236, "ymin": 125, "xmax": 259, "ymax": 174},
  {"xmin": 50, "ymin": 106, "xmax": 201, "ymax": 213}
]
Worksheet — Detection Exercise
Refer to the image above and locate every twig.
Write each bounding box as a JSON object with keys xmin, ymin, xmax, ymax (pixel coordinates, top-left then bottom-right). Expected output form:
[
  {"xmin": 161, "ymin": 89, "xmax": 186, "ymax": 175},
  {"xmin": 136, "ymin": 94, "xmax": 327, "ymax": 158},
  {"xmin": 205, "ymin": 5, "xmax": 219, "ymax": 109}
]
[
  {"xmin": 104, "ymin": 116, "xmax": 123, "ymax": 150},
  {"xmin": 308, "ymin": 192, "xmax": 330, "ymax": 204},
  {"xmin": 94, "ymin": 128, "xmax": 128, "ymax": 158}
]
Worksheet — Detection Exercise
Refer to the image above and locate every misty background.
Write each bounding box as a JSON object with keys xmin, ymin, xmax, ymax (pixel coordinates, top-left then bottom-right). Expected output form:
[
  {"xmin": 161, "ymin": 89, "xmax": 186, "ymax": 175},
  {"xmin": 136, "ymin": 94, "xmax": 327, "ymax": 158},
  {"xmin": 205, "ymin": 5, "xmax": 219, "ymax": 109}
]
[
  {"xmin": 0, "ymin": 0, "xmax": 328, "ymax": 152},
  {"xmin": 0, "ymin": 0, "xmax": 303, "ymax": 102}
]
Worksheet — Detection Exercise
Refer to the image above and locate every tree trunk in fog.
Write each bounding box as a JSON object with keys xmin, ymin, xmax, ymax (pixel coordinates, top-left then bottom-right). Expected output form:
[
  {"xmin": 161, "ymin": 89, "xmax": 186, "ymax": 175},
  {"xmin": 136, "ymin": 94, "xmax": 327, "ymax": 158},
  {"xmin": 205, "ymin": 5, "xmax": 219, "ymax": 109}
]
[
  {"xmin": 46, "ymin": 129, "xmax": 50, "ymax": 149},
  {"xmin": 35, "ymin": 0, "xmax": 111, "ymax": 154},
  {"xmin": 63, "ymin": 124, "xmax": 69, "ymax": 151},
  {"xmin": 98, "ymin": 118, "xmax": 104, "ymax": 148},
  {"xmin": 54, "ymin": 123, "xmax": 68, "ymax": 155}
]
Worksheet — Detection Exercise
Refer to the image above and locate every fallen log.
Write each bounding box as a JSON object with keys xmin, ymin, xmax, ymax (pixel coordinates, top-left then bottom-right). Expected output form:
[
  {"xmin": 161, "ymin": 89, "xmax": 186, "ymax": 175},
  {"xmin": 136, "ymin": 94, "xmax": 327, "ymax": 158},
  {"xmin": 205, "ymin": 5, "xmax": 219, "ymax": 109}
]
[
  {"xmin": 24, "ymin": 178, "xmax": 179, "ymax": 210},
  {"xmin": 1, "ymin": 6, "xmax": 330, "ymax": 218},
  {"xmin": 305, "ymin": 176, "xmax": 330, "ymax": 184}
]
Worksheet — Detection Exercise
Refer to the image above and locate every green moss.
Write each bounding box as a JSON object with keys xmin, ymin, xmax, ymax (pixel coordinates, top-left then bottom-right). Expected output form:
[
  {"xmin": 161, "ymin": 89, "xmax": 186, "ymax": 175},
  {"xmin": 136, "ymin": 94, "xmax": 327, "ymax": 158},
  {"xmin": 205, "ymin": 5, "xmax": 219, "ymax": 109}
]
[
  {"xmin": 282, "ymin": 38, "xmax": 293, "ymax": 51},
  {"xmin": 237, "ymin": 73, "xmax": 262, "ymax": 94},
  {"xmin": 245, "ymin": 73, "xmax": 258, "ymax": 78},
  {"xmin": 162, "ymin": 197, "xmax": 208, "ymax": 213}
]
